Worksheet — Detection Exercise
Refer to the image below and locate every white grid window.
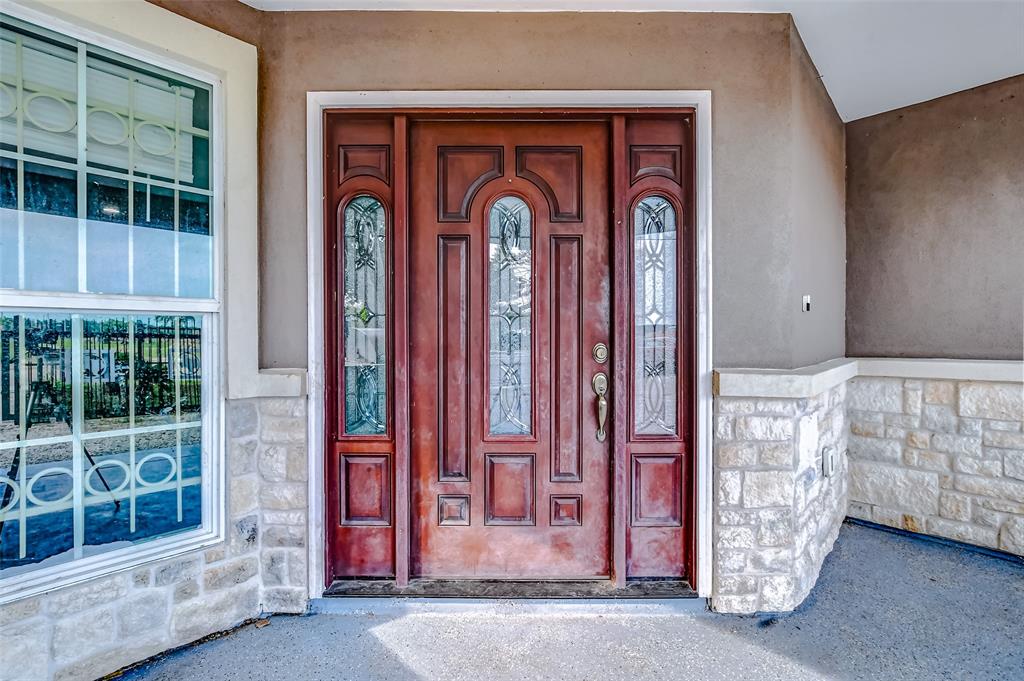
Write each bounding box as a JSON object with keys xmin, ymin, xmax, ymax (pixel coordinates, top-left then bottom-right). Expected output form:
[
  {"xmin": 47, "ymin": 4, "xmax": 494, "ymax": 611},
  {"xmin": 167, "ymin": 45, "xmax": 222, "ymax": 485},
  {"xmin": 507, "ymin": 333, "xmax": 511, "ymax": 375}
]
[{"xmin": 0, "ymin": 13, "xmax": 220, "ymax": 591}]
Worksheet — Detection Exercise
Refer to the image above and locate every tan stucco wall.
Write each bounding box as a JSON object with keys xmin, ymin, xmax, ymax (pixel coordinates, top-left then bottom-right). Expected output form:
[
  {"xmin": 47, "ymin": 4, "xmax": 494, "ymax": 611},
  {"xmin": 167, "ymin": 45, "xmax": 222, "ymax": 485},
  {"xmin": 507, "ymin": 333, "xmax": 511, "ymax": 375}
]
[
  {"xmin": 846, "ymin": 76, "xmax": 1024, "ymax": 360},
  {"xmin": 789, "ymin": 28, "xmax": 847, "ymax": 367},
  {"xmin": 152, "ymin": 2, "xmax": 847, "ymax": 370}
]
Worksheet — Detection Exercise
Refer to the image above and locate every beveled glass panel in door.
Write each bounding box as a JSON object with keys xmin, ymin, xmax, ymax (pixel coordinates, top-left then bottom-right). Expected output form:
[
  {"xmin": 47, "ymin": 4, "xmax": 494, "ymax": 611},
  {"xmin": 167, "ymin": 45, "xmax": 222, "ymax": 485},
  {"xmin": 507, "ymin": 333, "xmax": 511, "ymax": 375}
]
[
  {"xmin": 487, "ymin": 196, "xmax": 533, "ymax": 436},
  {"xmin": 342, "ymin": 195, "xmax": 387, "ymax": 435},
  {"xmin": 634, "ymin": 195, "xmax": 678, "ymax": 436}
]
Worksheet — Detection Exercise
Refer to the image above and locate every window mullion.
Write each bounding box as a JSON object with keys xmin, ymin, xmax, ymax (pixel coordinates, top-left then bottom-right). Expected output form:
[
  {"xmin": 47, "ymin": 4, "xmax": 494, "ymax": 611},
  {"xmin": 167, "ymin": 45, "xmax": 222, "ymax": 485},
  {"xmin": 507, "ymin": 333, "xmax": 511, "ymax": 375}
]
[
  {"xmin": 16, "ymin": 315, "xmax": 27, "ymax": 559},
  {"xmin": 76, "ymin": 42, "xmax": 87, "ymax": 294},
  {"xmin": 173, "ymin": 316, "xmax": 182, "ymax": 522},
  {"xmin": 128, "ymin": 315, "xmax": 136, "ymax": 533},
  {"xmin": 15, "ymin": 35, "xmax": 26, "ymax": 291},
  {"xmin": 71, "ymin": 313, "xmax": 85, "ymax": 559}
]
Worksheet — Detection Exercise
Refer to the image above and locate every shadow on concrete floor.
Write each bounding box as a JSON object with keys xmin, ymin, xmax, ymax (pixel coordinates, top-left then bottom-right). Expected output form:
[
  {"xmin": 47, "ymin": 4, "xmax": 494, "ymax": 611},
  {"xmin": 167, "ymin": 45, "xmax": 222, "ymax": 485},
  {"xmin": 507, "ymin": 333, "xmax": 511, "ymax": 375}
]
[{"xmin": 119, "ymin": 523, "xmax": 1023, "ymax": 681}]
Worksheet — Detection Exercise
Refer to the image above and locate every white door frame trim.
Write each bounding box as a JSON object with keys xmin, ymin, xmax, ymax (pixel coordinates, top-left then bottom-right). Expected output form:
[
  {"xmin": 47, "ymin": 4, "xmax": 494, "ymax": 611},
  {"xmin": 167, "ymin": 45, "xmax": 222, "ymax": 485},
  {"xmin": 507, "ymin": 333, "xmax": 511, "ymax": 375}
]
[{"xmin": 305, "ymin": 90, "xmax": 714, "ymax": 598}]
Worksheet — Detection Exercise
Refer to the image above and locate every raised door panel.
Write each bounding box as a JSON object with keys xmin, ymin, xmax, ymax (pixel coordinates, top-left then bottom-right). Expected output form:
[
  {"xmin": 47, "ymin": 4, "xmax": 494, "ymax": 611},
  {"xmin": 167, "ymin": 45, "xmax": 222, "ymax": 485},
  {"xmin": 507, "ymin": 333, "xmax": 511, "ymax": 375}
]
[
  {"xmin": 485, "ymin": 454, "xmax": 536, "ymax": 525},
  {"xmin": 437, "ymin": 237, "xmax": 471, "ymax": 481}
]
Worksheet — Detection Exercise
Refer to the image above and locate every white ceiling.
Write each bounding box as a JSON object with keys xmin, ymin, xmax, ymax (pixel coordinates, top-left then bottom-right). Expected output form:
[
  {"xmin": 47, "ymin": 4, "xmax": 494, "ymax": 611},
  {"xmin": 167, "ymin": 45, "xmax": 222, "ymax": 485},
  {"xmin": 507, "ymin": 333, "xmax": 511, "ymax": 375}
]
[{"xmin": 239, "ymin": 1, "xmax": 1024, "ymax": 121}]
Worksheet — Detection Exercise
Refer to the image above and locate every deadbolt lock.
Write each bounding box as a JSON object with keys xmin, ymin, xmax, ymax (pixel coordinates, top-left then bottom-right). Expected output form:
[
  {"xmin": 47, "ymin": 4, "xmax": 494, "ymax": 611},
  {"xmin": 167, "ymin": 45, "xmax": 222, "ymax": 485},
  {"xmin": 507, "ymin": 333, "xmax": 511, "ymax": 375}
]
[{"xmin": 592, "ymin": 342, "xmax": 609, "ymax": 364}]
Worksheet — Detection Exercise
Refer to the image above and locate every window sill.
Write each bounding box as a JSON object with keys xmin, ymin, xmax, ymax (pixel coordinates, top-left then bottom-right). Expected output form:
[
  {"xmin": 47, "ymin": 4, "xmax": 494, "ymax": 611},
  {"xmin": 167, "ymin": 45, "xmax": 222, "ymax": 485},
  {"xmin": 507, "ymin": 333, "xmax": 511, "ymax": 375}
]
[{"xmin": 0, "ymin": 526, "xmax": 224, "ymax": 606}]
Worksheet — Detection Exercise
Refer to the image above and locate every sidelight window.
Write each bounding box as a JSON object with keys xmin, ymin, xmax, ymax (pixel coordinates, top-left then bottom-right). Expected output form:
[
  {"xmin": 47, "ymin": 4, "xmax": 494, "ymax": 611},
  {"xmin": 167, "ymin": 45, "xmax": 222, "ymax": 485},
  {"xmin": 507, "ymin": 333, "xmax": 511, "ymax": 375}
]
[
  {"xmin": 341, "ymin": 195, "xmax": 387, "ymax": 435},
  {"xmin": 633, "ymin": 195, "xmax": 678, "ymax": 436},
  {"xmin": 487, "ymin": 196, "xmax": 533, "ymax": 436},
  {"xmin": 0, "ymin": 13, "xmax": 218, "ymax": 590}
]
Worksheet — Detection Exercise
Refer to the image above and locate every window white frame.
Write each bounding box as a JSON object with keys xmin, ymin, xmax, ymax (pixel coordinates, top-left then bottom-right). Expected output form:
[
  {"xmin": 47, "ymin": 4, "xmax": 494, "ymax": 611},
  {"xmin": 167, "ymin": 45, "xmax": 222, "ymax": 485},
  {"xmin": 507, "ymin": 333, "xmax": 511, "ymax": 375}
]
[
  {"xmin": 0, "ymin": 3, "xmax": 225, "ymax": 605},
  {"xmin": 305, "ymin": 90, "xmax": 713, "ymax": 599}
]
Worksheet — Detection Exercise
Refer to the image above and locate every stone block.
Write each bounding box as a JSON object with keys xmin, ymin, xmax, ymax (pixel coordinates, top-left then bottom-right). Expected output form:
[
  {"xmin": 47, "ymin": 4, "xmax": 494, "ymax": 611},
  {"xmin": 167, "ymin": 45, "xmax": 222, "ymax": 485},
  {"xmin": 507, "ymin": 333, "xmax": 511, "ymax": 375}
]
[
  {"xmin": 759, "ymin": 442, "xmax": 794, "ymax": 467},
  {"xmin": 715, "ymin": 415, "xmax": 734, "ymax": 440},
  {"xmin": 734, "ymin": 416, "xmax": 794, "ymax": 442},
  {"xmin": 712, "ymin": 594, "xmax": 758, "ymax": 614},
  {"xmin": 286, "ymin": 445, "xmax": 309, "ymax": 482},
  {"xmin": 230, "ymin": 475, "xmax": 260, "ymax": 515},
  {"xmin": 718, "ymin": 549, "xmax": 747, "ymax": 574},
  {"xmin": 743, "ymin": 471, "xmax": 793, "ymax": 508},
  {"xmin": 849, "ymin": 461, "xmax": 939, "ymax": 515},
  {"xmin": 261, "ymin": 587, "xmax": 308, "ymax": 614},
  {"xmin": 954, "ymin": 475, "xmax": 1024, "ymax": 504},
  {"xmin": 938, "ymin": 492, "xmax": 972, "ymax": 521},
  {"xmin": 262, "ymin": 549, "xmax": 288, "ymax": 586},
  {"xmin": 287, "ymin": 549, "xmax": 307, "ymax": 586},
  {"xmin": 716, "ymin": 442, "xmax": 758, "ymax": 468},
  {"xmin": 174, "ymin": 579, "xmax": 200, "ymax": 603},
  {"xmin": 0, "ymin": 597, "xmax": 41, "ymax": 628},
  {"xmin": 118, "ymin": 592, "xmax": 169, "ymax": 637},
  {"xmin": 717, "ymin": 470, "xmax": 742, "ymax": 506},
  {"xmin": 260, "ymin": 417, "xmax": 306, "ymax": 444},
  {"xmin": 925, "ymin": 518, "xmax": 998, "ymax": 549},
  {"xmin": 753, "ymin": 399, "xmax": 804, "ymax": 416},
  {"xmin": 1004, "ymin": 450, "xmax": 1024, "ymax": 481},
  {"xmin": 260, "ymin": 482, "xmax": 308, "ymax": 510},
  {"xmin": 716, "ymin": 575, "xmax": 758, "ymax": 596},
  {"xmin": 262, "ymin": 510, "xmax": 307, "ymax": 526},
  {"xmin": 204, "ymin": 556, "xmax": 259, "ymax": 591},
  {"xmin": 999, "ymin": 517, "xmax": 1024, "ymax": 554},
  {"xmin": 717, "ymin": 526, "xmax": 755, "ymax": 549},
  {"xmin": 259, "ymin": 398, "xmax": 306, "ymax": 418},
  {"xmin": 258, "ymin": 444, "xmax": 290, "ymax": 482},
  {"xmin": 959, "ymin": 419, "xmax": 984, "ymax": 436},
  {"xmin": 231, "ymin": 514, "xmax": 260, "ymax": 556},
  {"xmin": 757, "ymin": 519, "xmax": 793, "ymax": 546},
  {"xmin": 52, "ymin": 607, "xmax": 116, "ymax": 664},
  {"xmin": 53, "ymin": 635, "xmax": 167, "ymax": 681},
  {"xmin": 922, "ymin": 405, "xmax": 958, "ymax": 433},
  {"xmin": 229, "ymin": 438, "xmax": 258, "ymax": 476},
  {"xmin": 847, "ymin": 378, "xmax": 903, "ymax": 413},
  {"xmin": 903, "ymin": 449, "xmax": 951, "ymax": 472},
  {"xmin": 227, "ymin": 400, "xmax": 258, "ymax": 439},
  {"xmin": 903, "ymin": 387, "xmax": 922, "ymax": 415},
  {"xmin": 847, "ymin": 435, "xmax": 902, "ymax": 463},
  {"xmin": 45, "ymin": 575, "xmax": 129, "ymax": 616},
  {"xmin": 747, "ymin": 547, "xmax": 793, "ymax": 572},
  {"xmin": 132, "ymin": 568, "xmax": 151, "ymax": 588},
  {"xmin": 760, "ymin": 575, "xmax": 797, "ymax": 611},
  {"xmin": 958, "ymin": 382, "xmax": 1023, "ymax": 421},
  {"xmin": 954, "ymin": 457, "xmax": 1001, "ymax": 477},
  {"xmin": 262, "ymin": 524, "xmax": 306, "ymax": 548},
  {"xmin": 906, "ymin": 430, "xmax": 931, "ymax": 449},
  {"xmin": 716, "ymin": 399, "xmax": 756, "ymax": 415},
  {"xmin": 923, "ymin": 381, "xmax": 956, "ymax": 405},
  {"xmin": 172, "ymin": 586, "xmax": 258, "ymax": 643},
  {"xmin": 931, "ymin": 434, "xmax": 982, "ymax": 457},
  {"xmin": 850, "ymin": 420, "xmax": 885, "ymax": 438},
  {"xmin": 983, "ymin": 430, "xmax": 1024, "ymax": 450},
  {"xmin": 0, "ymin": 620, "xmax": 49, "ymax": 681},
  {"xmin": 847, "ymin": 501, "xmax": 872, "ymax": 520}
]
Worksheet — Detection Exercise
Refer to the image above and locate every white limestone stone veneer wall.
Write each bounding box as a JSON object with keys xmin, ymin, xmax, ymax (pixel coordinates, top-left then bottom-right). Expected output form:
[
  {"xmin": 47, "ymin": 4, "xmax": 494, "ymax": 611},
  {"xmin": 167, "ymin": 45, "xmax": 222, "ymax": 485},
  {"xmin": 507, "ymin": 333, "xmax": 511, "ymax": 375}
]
[
  {"xmin": 712, "ymin": 384, "xmax": 849, "ymax": 613},
  {"xmin": 0, "ymin": 398, "xmax": 310, "ymax": 681},
  {"xmin": 846, "ymin": 377, "xmax": 1024, "ymax": 554},
  {"xmin": 712, "ymin": 358, "xmax": 1024, "ymax": 615}
]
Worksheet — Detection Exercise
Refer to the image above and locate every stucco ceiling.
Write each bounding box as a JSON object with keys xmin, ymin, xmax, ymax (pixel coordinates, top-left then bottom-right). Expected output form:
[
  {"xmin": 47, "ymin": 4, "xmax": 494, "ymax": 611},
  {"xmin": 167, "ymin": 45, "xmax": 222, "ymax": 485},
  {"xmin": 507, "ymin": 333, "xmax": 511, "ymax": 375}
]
[{"xmin": 238, "ymin": 1, "xmax": 1024, "ymax": 122}]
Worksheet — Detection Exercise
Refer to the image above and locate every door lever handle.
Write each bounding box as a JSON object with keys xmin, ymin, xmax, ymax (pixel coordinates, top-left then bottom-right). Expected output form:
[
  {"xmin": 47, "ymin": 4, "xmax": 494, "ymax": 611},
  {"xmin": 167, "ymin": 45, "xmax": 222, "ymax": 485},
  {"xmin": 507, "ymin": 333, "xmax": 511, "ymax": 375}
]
[{"xmin": 592, "ymin": 372, "xmax": 609, "ymax": 443}]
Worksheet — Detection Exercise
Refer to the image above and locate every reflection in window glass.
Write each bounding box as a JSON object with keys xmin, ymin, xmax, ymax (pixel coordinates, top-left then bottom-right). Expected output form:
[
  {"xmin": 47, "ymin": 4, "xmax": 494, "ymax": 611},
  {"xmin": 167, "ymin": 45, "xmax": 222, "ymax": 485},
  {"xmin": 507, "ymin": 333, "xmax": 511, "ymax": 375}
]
[
  {"xmin": 0, "ymin": 311, "xmax": 203, "ymax": 576},
  {"xmin": 342, "ymin": 196, "xmax": 387, "ymax": 435},
  {"xmin": 634, "ymin": 196, "xmax": 678, "ymax": 436},
  {"xmin": 488, "ymin": 196, "xmax": 532, "ymax": 436},
  {"xmin": 0, "ymin": 16, "xmax": 214, "ymax": 300}
]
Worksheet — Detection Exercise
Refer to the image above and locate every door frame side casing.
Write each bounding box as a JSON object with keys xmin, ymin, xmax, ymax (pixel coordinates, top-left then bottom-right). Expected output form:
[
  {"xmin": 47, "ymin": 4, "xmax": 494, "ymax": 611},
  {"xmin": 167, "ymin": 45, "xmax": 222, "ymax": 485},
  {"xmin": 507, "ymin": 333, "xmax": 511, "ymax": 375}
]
[{"xmin": 305, "ymin": 91, "xmax": 714, "ymax": 597}]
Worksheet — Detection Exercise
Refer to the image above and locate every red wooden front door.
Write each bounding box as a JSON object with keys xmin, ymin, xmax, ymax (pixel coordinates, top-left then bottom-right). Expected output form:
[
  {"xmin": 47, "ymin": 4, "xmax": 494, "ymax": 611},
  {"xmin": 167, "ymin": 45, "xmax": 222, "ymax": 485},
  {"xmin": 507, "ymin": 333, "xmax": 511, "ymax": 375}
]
[
  {"xmin": 409, "ymin": 121, "xmax": 611, "ymax": 578},
  {"xmin": 324, "ymin": 111, "xmax": 695, "ymax": 587}
]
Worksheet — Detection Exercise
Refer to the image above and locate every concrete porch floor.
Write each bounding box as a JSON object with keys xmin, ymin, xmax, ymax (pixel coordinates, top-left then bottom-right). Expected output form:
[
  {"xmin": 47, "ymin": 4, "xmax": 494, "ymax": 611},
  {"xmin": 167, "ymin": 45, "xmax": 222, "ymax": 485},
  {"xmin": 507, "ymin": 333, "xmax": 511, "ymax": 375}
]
[{"xmin": 119, "ymin": 523, "xmax": 1023, "ymax": 681}]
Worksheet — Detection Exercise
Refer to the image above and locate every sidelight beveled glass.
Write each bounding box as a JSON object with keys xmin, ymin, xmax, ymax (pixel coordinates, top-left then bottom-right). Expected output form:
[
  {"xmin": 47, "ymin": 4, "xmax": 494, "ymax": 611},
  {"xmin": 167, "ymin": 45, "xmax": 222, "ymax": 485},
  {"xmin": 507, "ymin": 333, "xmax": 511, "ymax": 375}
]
[
  {"xmin": 342, "ymin": 195, "xmax": 387, "ymax": 435},
  {"xmin": 634, "ymin": 195, "xmax": 678, "ymax": 436},
  {"xmin": 487, "ymin": 196, "xmax": 532, "ymax": 436}
]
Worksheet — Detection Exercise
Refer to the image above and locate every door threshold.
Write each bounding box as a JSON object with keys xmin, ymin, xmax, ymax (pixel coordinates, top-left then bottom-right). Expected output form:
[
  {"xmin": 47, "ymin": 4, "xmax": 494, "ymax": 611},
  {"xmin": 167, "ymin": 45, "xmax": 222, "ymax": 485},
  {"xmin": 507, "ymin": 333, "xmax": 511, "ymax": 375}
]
[{"xmin": 323, "ymin": 578, "xmax": 697, "ymax": 599}]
